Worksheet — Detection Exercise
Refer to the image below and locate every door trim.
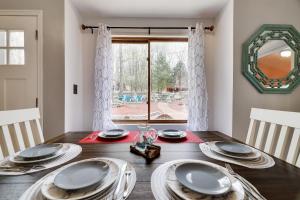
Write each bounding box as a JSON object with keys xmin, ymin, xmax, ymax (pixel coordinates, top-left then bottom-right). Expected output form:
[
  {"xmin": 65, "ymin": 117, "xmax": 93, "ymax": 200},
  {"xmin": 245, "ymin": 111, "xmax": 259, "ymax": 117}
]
[{"xmin": 0, "ymin": 10, "xmax": 43, "ymax": 127}]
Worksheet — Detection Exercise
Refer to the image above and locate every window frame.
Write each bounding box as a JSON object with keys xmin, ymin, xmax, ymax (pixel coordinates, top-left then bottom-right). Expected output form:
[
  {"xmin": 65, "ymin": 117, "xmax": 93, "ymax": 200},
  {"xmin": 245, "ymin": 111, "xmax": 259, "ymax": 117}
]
[{"xmin": 112, "ymin": 37, "xmax": 188, "ymax": 124}]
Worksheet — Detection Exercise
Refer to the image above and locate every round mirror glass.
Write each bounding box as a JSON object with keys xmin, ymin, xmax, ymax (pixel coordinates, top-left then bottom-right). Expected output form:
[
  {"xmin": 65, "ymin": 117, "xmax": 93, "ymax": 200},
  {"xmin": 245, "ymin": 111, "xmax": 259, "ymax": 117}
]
[{"xmin": 257, "ymin": 40, "xmax": 294, "ymax": 79}]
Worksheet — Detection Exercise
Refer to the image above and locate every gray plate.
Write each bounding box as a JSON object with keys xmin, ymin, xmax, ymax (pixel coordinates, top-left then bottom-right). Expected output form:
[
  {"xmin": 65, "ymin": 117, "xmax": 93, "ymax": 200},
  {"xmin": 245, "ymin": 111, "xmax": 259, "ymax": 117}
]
[
  {"xmin": 103, "ymin": 129, "xmax": 125, "ymax": 137},
  {"xmin": 54, "ymin": 160, "xmax": 109, "ymax": 191},
  {"xmin": 10, "ymin": 143, "xmax": 68, "ymax": 164},
  {"xmin": 215, "ymin": 141, "xmax": 253, "ymax": 155},
  {"xmin": 175, "ymin": 163, "xmax": 232, "ymax": 195},
  {"xmin": 18, "ymin": 144, "xmax": 62, "ymax": 160},
  {"xmin": 210, "ymin": 142, "xmax": 261, "ymax": 160},
  {"xmin": 158, "ymin": 131, "xmax": 186, "ymax": 139},
  {"xmin": 98, "ymin": 131, "xmax": 129, "ymax": 139},
  {"xmin": 162, "ymin": 129, "xmax": 182, "ymax": 137}
]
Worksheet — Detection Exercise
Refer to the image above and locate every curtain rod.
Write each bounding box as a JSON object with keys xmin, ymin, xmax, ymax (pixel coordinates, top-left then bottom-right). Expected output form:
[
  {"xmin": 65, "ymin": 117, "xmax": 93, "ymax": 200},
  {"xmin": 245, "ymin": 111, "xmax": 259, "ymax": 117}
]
[{"xmin": 81, "ymin": 24, "xmax": 214, "ymax": 34}]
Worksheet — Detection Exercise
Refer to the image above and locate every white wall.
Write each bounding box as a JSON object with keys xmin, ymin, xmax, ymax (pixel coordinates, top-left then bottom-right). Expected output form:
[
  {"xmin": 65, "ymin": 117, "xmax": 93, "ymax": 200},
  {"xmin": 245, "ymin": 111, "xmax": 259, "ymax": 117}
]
[
  {"xmin": 232, "ymin": 0, "xmax": 300, "ymax": 141},
  {"xmin": 65, "ymin": 0, "xmax": 300, "ymax": 138},
  {"xmin": 0, "ymin": 0, "xmax": 65, "ymax": 140},
  {"xmin": 79, "ymin": 17, "xmax": 216, "ymax": 131},
  {"xmin": 65, "ymin": 0, "xmax": 84, "ymax": 131},
  {"xmin": 210, "ymin": 0, "xmax": 233, "ymax": 136}
]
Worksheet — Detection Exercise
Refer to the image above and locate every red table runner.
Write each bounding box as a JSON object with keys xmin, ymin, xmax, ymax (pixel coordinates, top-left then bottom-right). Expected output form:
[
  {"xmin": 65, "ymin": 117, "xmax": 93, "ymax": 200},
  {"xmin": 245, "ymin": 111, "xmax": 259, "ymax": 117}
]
[{"xmin": 79, "ymin": 131, "xmax": 203, "ymax": 144}]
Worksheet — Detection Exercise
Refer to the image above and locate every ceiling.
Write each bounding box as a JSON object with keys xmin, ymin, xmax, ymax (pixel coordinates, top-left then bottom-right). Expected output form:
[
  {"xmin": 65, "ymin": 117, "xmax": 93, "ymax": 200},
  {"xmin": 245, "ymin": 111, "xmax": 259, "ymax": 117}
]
[{"xmin": 71, "ymin": 0, "xmax": 228, "ymax": 19}]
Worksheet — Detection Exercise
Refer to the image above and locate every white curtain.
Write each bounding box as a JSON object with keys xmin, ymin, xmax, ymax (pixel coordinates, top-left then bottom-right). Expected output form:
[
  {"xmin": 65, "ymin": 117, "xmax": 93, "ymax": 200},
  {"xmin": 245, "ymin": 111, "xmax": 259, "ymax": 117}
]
[
  {"xmin": 92, "ymin": 24, "xmax": 116, "ymax": 131},
  {"xmin": 187, "ymin": 23, "xmax": 208, "ymax": 131}
]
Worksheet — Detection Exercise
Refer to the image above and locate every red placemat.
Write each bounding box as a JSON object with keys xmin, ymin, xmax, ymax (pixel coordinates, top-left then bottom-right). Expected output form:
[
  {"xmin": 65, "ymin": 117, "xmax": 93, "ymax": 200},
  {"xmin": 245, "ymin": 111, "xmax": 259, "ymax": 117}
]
[
  {"xmin": 79, "ymin": 131, "xmax": 139, "ymax": 144},
  {"xmin": 79, "ymin": 131, "xmax": 203, "ymax": 144}
]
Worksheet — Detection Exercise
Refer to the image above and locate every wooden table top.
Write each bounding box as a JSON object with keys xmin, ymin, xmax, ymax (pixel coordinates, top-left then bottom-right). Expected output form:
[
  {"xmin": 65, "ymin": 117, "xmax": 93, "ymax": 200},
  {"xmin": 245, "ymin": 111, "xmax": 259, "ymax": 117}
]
[{"xmin": 1, "ymin": 131, "xmax": 300, "ymax": 200}]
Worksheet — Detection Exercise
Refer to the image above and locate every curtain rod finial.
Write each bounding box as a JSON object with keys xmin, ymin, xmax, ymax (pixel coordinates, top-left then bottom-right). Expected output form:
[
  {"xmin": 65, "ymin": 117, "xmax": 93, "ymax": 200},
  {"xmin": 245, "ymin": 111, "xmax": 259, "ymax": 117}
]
[{"xmin": 208, "ymin": 25, "xmax": 214, "ymax": 31}]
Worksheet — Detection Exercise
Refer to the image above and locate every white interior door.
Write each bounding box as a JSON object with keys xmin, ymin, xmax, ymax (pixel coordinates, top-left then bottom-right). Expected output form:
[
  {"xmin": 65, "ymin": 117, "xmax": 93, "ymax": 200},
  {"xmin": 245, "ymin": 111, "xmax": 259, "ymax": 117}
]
[{"xmin": 0, "ymin": 15, "xmax": 38, "ymax": 110}]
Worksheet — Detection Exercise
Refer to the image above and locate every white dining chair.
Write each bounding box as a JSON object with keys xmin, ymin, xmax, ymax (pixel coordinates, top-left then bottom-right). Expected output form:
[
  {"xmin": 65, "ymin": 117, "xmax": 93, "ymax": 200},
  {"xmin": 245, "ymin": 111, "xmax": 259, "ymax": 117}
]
[
  {"xmin": 0, "ymin": 108, "xmax": 44, "ymax": 159},
  {"xmin": 246, "ymin": 108, "xmax": 300, "ymax": 167}
]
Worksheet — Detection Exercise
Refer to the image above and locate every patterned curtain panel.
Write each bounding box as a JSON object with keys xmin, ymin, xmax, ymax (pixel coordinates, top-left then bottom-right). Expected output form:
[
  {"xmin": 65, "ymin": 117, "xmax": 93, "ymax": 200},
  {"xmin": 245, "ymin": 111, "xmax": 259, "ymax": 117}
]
[
  {"xmin": 92, "ymin": 24, "xmax": 116, "ymax": 131},
  {"xmin": 187, "ymin": 23, "xmax": 208, "ymax": 131}
]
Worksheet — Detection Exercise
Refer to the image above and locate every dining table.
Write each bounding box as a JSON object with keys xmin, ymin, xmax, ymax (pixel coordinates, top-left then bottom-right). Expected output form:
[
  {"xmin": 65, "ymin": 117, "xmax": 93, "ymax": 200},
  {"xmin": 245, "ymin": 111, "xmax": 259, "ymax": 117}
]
[{"xmin": 1, "ymin": 131, "xmax": 300, "ymax": 200}]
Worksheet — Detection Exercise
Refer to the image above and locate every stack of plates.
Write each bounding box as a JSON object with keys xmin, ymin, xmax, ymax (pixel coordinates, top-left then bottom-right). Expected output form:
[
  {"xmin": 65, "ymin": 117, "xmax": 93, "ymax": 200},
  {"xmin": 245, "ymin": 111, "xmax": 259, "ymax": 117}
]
[
  {"xmin": 41, "ymin": 159, "xmax": 119, "ymax": 200},
  {"xmin": 98, "ymin": 129, "xmax": 129, "ymax": 139},
  {"xmin": 19, "ymin": 158, "xmax": 136, "ymax": 200},
  {"xmin": 152, "ymin": 159, "xmax": 245, "ymax": 200},
  {"xmin": 9, "ymin": 143, "xmax": 66, "ymax": 164},
  {"xmin": 158, "ymin": 129, "xmax": 186, "ymax": 139},
  {"xmin": 209, "ymin": 141, "xmax": 261, "ymax": 160}
]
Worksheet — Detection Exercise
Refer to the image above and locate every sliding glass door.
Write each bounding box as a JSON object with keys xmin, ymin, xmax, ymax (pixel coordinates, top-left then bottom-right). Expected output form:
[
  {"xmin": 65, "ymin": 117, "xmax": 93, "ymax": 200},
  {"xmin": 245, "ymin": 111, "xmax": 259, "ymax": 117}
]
[
  {"xmin": 111, "ymin": 38, "xmax": 188, "ymax": 123},
  {"xmin": 112, "ymin": 42, "xmax": 148, "ymax": 120},
  {"xmin": 150, "ymin": 42, "xmax": 188, "ymax": 121}
]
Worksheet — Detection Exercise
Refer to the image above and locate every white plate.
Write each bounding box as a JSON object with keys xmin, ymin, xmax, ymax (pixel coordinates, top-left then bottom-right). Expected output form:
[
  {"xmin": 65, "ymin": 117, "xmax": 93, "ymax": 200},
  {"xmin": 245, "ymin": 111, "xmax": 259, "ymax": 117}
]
[
  {"xmin": 9, "ymin": 143, "xmax": 69, "ymax": 164},
  {"xmin": 158, "ymin": 131, "xmax": 186, "ymax": 139},
  {"xmin": 98, "ymin": 131, "xmax": 129, "ymax": 139},
  {"xmin": 41, "ymin": 159, "xmax": 119, "ymax": 200},
  {"xmin": 210, "ymin": 142, "xmax": 261, "ymax": 160}
]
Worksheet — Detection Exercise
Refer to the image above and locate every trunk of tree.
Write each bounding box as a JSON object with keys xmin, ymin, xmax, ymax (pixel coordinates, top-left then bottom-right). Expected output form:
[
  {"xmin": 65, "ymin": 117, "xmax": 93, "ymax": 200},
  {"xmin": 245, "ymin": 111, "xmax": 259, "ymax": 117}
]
[
  {"xmin": 179, "ymin": 66, "xmax": 182, "ymax": 90},
  {"xmin": 134, "ymin": 60, "xmax": 138, "ymax": 92},
  {"xmin": 119, "ymin": 45, "xmax": 124, "ymax": 96}
]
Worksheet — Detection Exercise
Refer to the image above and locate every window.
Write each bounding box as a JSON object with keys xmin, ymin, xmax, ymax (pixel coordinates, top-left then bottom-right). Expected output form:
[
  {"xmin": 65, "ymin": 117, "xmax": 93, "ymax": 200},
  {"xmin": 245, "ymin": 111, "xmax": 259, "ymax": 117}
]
[
  {"xmin": 0, "ymin": 30, "xmax": 25, "ymax": 65},
  {"xmin": 112, "ymin": 38, "xmax": 188, "ymax": 122},
  {"xmin": 112, "ymin": 43, "xmax": 148, "ymax": 120}
]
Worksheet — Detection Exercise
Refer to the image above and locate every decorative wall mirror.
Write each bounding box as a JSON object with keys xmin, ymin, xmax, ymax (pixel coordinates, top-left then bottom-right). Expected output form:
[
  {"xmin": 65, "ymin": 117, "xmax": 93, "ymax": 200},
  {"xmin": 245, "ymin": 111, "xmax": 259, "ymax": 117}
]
[{"xmin": 242, "ymin": 24, "xmax": 300, "ymax": 93}]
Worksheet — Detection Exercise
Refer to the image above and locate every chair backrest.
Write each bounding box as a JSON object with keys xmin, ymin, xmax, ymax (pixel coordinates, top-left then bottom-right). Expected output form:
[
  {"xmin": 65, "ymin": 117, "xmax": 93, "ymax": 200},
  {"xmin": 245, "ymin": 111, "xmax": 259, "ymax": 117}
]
[
  {"xmin": 246, "ymin": 108, "xmax": 300, "ymax": 167},
  {"xmin": 0, "ymin": 108, "xmax": 44, "ymax": 159}
]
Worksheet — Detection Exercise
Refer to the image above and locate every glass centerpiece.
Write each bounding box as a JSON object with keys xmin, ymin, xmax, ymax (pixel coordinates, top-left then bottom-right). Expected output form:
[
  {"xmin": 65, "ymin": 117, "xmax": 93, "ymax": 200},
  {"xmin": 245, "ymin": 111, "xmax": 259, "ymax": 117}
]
[{"xmin": 135, "ymin": 125, "xmax": 158, "ymax": 151}]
